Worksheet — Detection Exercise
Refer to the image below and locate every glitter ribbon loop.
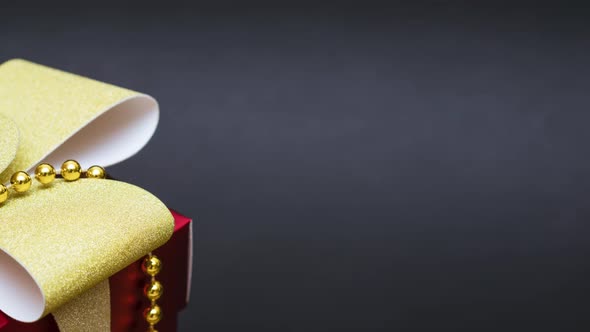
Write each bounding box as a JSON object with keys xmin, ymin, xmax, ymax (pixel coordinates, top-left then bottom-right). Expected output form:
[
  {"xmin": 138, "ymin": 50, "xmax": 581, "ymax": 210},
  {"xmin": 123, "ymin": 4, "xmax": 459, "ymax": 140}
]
[
  {"xmin": 0, "ymin": 180, "xmax": 174, "ymax": 325},
  {"xmin": 0, "ymin": 59, "xmax": 160, "ymax": 184}
]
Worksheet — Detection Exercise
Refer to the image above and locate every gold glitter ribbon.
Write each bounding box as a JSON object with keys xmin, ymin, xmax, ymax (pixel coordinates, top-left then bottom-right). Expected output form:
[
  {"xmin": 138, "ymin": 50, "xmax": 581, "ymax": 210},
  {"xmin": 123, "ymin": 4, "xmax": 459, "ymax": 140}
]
[
  {"xmin": 0, "ymin": 59, "xmax": 172, "ymax": 331},
  {"xmin": 52, "ymin": 280, "xmax": 111, "ymax": 332},
  {"xmin": 0, "ymin": 59, "xmax": 152, "ymax": 182}
]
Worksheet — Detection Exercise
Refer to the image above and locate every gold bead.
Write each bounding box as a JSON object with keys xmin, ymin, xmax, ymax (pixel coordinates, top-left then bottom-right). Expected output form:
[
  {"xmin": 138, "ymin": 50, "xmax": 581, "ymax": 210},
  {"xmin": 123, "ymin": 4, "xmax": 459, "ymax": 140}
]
[
  {"xmin": 61, "ymin": 160, "xmax": 82, "ymax": 181},
  {"xmin": 0, "ymin": 184, "xmax": 8, "ymax": 204},
  {"xmin": 86, "ymin": 165, "xmax": 106, "ymax": 179},
  {"xmin": 144, "ymin": 304, "xmax": 162, "ymax": 325},
  {"xmin": 10, "ymin": 171, "xmax": 32, "ymax": 193},
  {"xmin": 142, "ymin": 255, "xmax": 162, "ymax": 276},
  {"xmin": 35, "ymin": 163, "xmax": 56, "ymax": 184},
  {"xmin": 144, "ymin": 280, "xmax": 164, "ymax": 301}
]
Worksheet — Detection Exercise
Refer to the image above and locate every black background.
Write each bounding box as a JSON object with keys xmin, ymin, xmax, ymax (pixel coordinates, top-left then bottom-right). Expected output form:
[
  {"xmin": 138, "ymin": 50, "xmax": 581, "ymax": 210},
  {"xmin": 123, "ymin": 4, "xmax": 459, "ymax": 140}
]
[{"xmin": 2, "ymin": 3, "xmax": 590, "ymax": 331}]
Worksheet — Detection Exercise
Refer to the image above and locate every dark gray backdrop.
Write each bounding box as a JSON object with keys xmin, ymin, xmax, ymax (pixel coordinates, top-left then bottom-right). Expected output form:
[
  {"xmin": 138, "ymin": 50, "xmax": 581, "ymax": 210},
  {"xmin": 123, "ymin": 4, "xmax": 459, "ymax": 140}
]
[{"xmin": 1, "ymin": 3, "xmax": 590, "ymax": 331}]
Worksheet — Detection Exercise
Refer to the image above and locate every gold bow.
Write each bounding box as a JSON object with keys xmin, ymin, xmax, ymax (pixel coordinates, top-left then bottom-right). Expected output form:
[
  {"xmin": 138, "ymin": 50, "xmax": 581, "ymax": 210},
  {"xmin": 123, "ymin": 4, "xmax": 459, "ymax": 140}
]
[{"xmin": 0, "ymin": 59, "xmax": 174, "ymax": 331}]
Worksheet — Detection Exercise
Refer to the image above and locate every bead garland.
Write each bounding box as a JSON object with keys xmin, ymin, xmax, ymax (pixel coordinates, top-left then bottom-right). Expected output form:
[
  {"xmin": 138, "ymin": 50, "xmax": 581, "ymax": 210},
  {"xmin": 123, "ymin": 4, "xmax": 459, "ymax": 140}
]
[
  {"xmin": 0, "ymin": 160, "xmax": 107, "ymax": 205},
  {"xmin": 0, "ymin": 160, "xmax": 165, "ymax": 330},
  {"xmin": 143, "ymin": 253, "xmax": 164, "ymax": 332}
]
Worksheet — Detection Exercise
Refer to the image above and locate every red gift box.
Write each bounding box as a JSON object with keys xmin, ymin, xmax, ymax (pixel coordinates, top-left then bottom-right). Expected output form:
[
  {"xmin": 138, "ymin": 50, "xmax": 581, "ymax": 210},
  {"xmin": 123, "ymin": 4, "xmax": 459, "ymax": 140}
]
[{"xmin": 0, "ymin": 209, "xmax": 192, "ymax": 332}]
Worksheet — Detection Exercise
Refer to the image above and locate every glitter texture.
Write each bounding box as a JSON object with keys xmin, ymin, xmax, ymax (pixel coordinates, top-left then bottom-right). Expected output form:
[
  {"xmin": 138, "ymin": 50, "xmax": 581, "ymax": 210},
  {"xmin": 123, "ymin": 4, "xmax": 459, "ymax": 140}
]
[
  {"xmin": 0, "ymin": 179, "xmax": 174, "ymax": 318},
  {"xmin": 0, "ymin": 114, "xmax": 19, "ymax": 174},
  {"xmin": 0, "ymin": 59, "xmax": 138, "ymax": 183},
  {"xmin": 52, "ymin": 280, "xmax": 110, "ymax": 332}
]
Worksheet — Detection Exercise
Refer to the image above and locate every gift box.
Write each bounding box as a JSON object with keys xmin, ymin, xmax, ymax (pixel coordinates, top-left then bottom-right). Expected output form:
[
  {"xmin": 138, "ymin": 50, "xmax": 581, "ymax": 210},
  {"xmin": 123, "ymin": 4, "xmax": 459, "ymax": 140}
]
[
  {"xmin": 0, "ymin": 59, "xmax": 193, "ymax": 331},
  {"xmin": 0, "ymin": 210, "xmax": 192, "ymax": 332}
]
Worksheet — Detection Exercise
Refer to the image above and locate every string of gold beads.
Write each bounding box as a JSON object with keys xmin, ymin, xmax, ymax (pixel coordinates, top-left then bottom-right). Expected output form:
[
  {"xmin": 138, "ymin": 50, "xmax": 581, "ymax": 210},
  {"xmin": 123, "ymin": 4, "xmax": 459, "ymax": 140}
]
[
  {"xmin": 0, "ymin": 160, "xmax": 107, "ymax": 205},
  {"xmin": 143, "ymin": 253, "xmax": 163, "ymax": 332}
]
